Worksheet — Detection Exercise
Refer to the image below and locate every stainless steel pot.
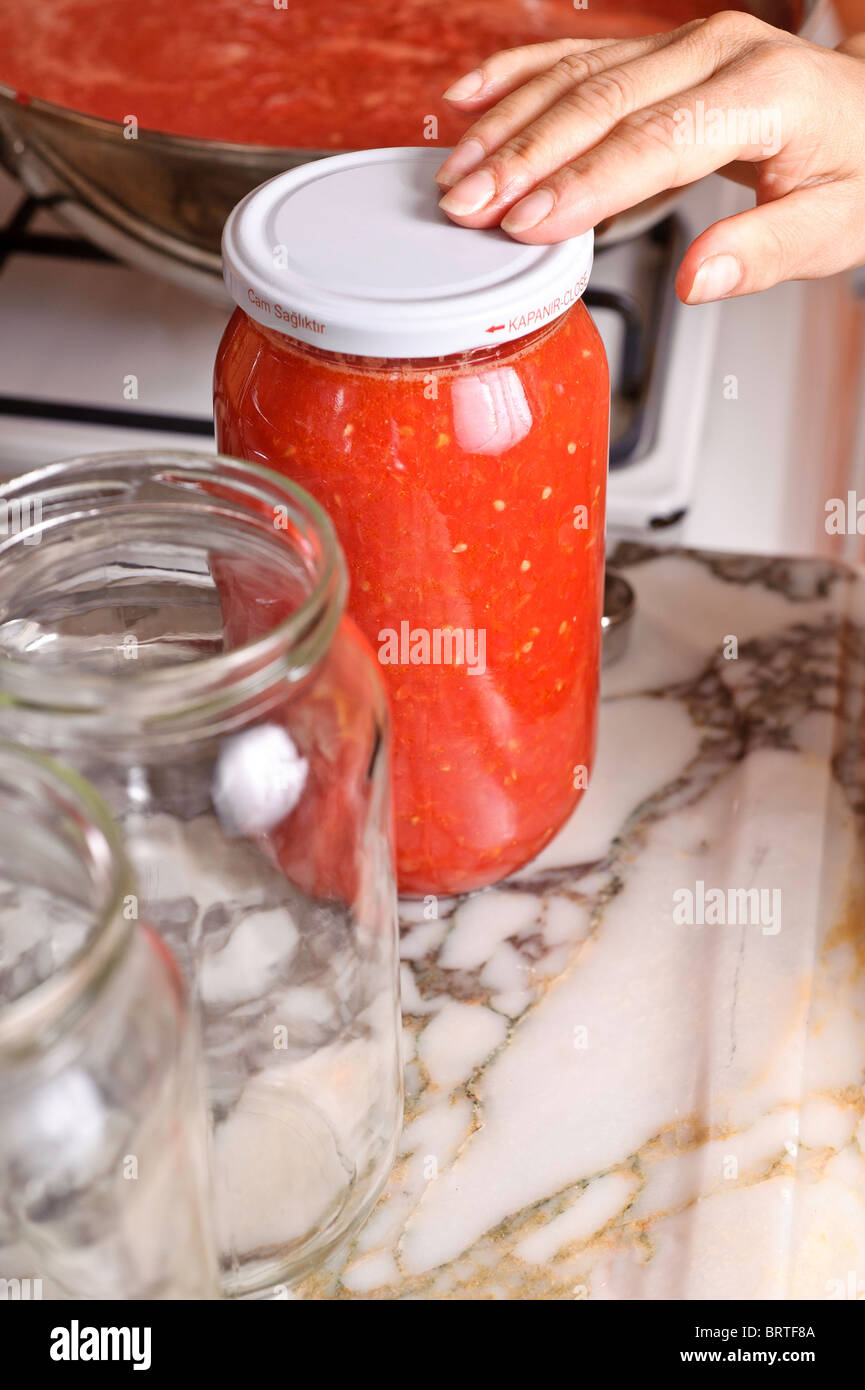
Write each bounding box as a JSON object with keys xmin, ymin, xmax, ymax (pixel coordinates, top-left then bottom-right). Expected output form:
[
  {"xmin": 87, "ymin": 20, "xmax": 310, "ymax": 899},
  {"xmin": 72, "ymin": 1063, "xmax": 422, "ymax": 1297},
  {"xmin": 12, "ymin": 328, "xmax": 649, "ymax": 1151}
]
[{"xmin": 0, "ymin": 1, "xmax": 826, "ymax": 301}]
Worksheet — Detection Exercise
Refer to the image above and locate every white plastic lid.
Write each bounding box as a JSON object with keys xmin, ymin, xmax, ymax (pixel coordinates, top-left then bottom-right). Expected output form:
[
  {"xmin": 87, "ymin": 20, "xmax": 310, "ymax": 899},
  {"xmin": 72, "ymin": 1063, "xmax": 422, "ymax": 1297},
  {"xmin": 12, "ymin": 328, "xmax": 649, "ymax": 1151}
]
[{"xmin": 222, "ymin": 147, "xmax": 594, "ymax": 359}]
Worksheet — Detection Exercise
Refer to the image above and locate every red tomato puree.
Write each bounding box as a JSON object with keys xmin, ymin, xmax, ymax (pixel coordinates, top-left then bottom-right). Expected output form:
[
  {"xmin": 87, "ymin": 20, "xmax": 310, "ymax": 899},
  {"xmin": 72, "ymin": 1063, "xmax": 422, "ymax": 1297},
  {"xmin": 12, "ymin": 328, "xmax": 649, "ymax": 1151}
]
[
  {"xmin": 215, "ymin": 304, "xmax": 609, "ymax": 895},
  {"xmin": 0, "ymin": 0, "xmax": 775, "ymax": 149}
]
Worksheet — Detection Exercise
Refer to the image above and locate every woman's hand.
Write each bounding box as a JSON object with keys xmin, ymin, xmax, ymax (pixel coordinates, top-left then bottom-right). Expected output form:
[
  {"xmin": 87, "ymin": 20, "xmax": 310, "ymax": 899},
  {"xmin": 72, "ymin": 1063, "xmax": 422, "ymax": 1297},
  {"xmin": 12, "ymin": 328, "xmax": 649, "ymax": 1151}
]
[{"xmin": 435, "ymin": 12, "xmax": 865, "ymax": 303}]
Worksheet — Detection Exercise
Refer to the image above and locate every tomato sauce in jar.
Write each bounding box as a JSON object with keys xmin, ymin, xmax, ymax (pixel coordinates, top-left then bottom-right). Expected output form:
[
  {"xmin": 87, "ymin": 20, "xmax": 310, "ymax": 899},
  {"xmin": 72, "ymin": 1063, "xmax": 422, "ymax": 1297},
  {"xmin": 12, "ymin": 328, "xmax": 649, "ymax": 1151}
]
[{"xmin": 214, "ymin": 149, "xmax": 609, "ymax": 895}]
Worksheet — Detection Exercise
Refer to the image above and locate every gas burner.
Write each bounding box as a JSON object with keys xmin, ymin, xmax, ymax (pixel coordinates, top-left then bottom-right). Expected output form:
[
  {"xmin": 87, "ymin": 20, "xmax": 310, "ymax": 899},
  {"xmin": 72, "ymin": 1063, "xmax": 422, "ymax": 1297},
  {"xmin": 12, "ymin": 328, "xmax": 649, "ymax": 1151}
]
[{"xmin": 0, "ymin": 192, "xmax": 216, "ymax": 441}]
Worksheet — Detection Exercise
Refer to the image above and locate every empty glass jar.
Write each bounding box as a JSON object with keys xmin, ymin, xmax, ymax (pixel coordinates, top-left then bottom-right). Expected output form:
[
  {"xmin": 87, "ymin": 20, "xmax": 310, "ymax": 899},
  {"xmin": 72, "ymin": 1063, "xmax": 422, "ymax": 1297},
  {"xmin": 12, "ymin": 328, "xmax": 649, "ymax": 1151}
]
[
  {"xmin": 0, "ymin": 742, "xmax": 217, "ymax": 1300},
  {"xmin": 0, "ymin": 452, "xmax": 403, "ymax": 1296}
]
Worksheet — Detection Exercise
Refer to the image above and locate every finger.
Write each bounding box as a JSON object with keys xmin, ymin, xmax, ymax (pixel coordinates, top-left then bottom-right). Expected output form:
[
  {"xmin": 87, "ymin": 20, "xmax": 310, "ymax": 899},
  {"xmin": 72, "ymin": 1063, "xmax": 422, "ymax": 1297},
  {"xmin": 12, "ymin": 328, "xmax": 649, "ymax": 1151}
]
[
  {"xmin": 676, "ymin": 181, "xmax": 865, "ymax": 301},
  {"xmin": 494, "ymin": 76, "xmax": 793, "ymax": 242},
  {"xmin": 441, "ymin": 36, "xmax": 626, "ymax": 107},
  {"xmin": 438, "ymin": 19, "xmax": 737, "ymax": 209},
  {"xmin": 436, "ymin": 24, "xmax": 706, "ymax": 190}
]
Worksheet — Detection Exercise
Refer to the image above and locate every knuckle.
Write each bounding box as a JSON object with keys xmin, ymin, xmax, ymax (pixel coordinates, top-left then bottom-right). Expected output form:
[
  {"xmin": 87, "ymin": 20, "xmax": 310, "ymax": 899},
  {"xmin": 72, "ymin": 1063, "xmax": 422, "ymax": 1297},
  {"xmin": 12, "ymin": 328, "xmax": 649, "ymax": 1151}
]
[
  {"xmin": 701, "ymin": 8, "xmax": 766, "ymax": 40},
  {"xmin": 485, "ymin": 137, "xmax": 541, "ymax": 192},
  {"xmin": 543, "ymin": 160, "xmax": 585, "ymax": 204},
  {"xmin": 553, "ymin": 50, "xmax": 596, "ymax": 83},
  {"xmin": 616, "ymin": 107, "xmax": 682, "ymax": 173},
  {"xmin": 625, "ymin": 104, "xmax": 682, "ymax": 151},
  {"xmin": 697, "ymin": 8, "xmax": 769, "ymax": 63},
  {"xmin": 529, "ymin": 58, "xmax": 589, "ymax": 105},
  {"xmin": 482, "ymin": 37, "xmax": 591, "ymax": 84},
  {"xmin": 676, "ymin": 17, "xmax": 710, "ymax": 39},
  {"xmin": 572, "ymin": 66, "xmax": 639, "ymax": 122},
  {"xmin": 745, "ymin": 37, "xmax": 793, "ymax": 75}
]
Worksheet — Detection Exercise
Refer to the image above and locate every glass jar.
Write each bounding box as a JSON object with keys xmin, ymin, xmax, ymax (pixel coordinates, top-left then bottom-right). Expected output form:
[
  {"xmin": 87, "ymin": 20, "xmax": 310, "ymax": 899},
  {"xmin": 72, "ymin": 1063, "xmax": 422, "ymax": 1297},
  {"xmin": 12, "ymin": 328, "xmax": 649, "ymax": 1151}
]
[
  {"xmin": 0, "ymin": 452, "xmax": 402, "ymax": 1297},
  {"xmin": 215, "ymin": 147, "xmax": 609, "ymax": 896},
  {"xmin": 0, "ymin": 742, "xmax": 217, "ymax": 1300}
]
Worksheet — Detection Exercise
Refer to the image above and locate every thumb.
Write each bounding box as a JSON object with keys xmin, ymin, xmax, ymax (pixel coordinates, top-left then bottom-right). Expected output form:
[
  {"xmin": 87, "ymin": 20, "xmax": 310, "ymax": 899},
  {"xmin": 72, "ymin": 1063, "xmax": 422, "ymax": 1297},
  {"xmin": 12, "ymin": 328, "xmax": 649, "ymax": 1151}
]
[{"xmin": 676, "ymin": 182, "xmax": 865, "ymax": 303}]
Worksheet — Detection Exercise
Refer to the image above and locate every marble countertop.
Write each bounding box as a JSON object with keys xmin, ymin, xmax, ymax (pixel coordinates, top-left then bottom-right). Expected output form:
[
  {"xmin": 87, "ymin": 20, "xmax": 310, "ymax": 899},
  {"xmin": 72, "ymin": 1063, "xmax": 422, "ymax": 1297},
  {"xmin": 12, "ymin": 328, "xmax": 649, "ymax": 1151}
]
[{"xmin": 298, "ymin": 542, "xmax": 865, "ymax": 1301}]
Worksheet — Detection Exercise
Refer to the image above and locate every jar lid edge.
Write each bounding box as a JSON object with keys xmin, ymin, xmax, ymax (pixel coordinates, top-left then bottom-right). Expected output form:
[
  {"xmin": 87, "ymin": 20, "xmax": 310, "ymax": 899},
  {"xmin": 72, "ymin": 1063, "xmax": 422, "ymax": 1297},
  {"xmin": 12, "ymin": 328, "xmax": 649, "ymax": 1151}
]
[{"xmin": 222, "ymin": 147, "xmax": 594, "ymax": 359}]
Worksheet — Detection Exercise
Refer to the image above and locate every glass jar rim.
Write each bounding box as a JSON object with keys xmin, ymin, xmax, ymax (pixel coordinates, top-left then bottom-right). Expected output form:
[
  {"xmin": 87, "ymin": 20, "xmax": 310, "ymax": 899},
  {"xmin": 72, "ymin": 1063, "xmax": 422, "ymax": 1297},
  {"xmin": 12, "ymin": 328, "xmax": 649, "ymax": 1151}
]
[
  {"xmin": 0, "ymin": 742, "xmax": 134, "ymax": 1059},
  {"xmin": 244, "ymin": 304, "xmax": 570, "ymax": 375},
  {"xmin": 0, "ymin": 451, "xmax": 348, "ymax": 738}
]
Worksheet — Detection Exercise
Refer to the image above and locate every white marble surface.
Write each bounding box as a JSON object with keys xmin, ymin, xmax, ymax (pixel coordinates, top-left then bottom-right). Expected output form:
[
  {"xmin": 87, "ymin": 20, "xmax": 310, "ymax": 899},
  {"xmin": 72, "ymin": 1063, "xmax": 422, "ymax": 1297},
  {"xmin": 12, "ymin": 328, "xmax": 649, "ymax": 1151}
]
[{"xmin": 298, "ymin": 544, "xmax": 865, "ymax": 1301}]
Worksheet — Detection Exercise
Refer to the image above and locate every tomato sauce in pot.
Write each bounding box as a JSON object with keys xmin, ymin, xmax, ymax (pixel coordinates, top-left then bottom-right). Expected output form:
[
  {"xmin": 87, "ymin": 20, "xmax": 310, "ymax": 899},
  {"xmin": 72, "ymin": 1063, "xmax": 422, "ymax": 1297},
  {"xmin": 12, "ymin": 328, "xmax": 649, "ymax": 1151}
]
[{"xmin": 0, "ymin": 0, "xmax": 789, "ymax": 149}]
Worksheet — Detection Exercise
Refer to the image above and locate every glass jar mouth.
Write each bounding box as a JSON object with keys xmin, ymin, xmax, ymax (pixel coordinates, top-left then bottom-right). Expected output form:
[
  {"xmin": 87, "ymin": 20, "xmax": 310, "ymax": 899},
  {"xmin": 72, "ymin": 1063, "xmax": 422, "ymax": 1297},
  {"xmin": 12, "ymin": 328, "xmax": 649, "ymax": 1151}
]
[
  {"xmin": 0, "ymin": 451, "xmax": 348, "ymax": 739},
  {"xmin": 0, "ymin": 742, "xmax": 133, "ymax": 1059}
]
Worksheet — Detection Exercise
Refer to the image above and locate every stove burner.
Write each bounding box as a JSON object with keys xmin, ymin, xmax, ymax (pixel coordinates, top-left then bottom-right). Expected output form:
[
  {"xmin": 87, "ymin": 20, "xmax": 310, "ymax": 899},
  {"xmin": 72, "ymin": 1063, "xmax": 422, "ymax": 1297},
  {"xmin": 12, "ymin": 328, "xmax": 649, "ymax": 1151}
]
[{"xmin": 0, "ymin": 194, "xmax": 215, "ymax": 439}]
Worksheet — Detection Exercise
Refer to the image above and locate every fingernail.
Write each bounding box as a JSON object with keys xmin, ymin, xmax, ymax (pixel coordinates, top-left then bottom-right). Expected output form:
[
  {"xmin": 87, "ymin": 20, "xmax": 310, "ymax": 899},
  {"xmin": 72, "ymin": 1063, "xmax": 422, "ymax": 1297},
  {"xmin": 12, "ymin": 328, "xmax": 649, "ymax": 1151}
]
[
  {"xmin": 501, "ymin": 188, "xmax": 555, "ymax": 234},
  {"xmin": 439, "ymin": 168, "xmax": 497, "ymax": 217},
  {"xmin": 687, "ymin": 254, "xmax": 742, "ymax": 304},
  {"xmin": 435, "ymin": 138, "xmax": 486, "ymax": 189},
  {"xmin": 443, "ymin": 70, "xmax": 484, "ymax": 102}
]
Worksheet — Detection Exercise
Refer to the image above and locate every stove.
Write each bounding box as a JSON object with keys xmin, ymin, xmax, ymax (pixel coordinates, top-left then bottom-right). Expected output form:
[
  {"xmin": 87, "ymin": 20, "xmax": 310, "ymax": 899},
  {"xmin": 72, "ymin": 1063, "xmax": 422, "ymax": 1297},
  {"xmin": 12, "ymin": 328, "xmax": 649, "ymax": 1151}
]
[{"xmin": 0, "ymin": 166, "xmax": 862, "ymax": 559}]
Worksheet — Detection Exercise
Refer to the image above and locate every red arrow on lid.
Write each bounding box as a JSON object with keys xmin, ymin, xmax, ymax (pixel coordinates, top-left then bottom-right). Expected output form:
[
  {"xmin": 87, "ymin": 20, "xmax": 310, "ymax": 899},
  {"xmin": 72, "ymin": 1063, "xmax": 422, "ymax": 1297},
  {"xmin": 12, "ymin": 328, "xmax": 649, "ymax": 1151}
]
[{"xmin": 486, "ymin": 324, "xmax": 506, "ymax": 333}]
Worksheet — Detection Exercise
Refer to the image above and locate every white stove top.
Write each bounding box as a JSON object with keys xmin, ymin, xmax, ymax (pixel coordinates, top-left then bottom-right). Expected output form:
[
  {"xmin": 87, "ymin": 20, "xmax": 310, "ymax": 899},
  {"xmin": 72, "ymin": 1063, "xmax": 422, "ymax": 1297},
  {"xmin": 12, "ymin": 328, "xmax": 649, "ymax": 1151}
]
[{"xmin": 0, "ymin": 170, "xmax": 223, "ymax": 467}]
